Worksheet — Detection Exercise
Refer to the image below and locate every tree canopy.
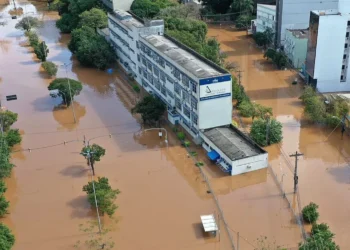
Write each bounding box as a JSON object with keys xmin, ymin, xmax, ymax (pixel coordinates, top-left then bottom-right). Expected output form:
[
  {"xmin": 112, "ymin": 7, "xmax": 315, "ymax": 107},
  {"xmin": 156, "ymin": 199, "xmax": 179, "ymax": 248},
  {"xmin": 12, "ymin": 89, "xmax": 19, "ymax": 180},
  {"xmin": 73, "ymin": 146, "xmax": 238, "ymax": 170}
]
[
  {"xmin": 48, "ymin": 78, "xmax": 83, "ymax": 106},
  {"xmin": 81, "ymin": 144, "xmax": 106, "ymax": 165},
  {"xmin": 56, "ymin": 13, "xmax": 80, "ymax": 33},
  {"xmin": 250, "ymin": 118, "xmax": 283, "ymax": 146},
  {"xmin": 42, "ymin": 61, "xmax": 58, "ymax": 77},
  {"xmin": 200, "ymin": 0, "xmax": 232, "ymax": 14},
  {"xmin": 302, "ymin": 202, "xmax": 319, "ymax": 223},
  {"xmin": 15, "ymin": 17, "xmax": 39, "ymax": 31},
  {"xmin": 0, "ymin": 111, "xmax": 18, "ymax": 132},
  {"xmin": 34, "ymin": 41, "xmax": 49, "ymax": 62},
  {"xmin": 130, "ymin": 0, "xmax": 177, "ymax": 19},
  {"xmin": 78, "ymin": 8, "xmax": 107, "ymax": 29},
  {"xmin": 132, "ymin": 95, "xmax": 166, "ymax": 125},
  {"xmin": 157, "ymin": 4, "xmax": 200, "ymax": 19},
  {"xmin": 82, "ymin": 177, "xmax": 120, "ymax": 217},
  {"xmin": 0, "ymin": 223, "xmax": 15, "ymax": 250}
]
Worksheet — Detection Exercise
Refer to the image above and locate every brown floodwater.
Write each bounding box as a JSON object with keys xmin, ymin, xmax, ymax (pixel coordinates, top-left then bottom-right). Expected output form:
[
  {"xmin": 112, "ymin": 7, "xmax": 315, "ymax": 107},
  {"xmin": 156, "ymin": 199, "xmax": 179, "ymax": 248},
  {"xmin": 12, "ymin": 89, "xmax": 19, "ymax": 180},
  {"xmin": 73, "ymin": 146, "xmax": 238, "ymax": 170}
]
[{"xmin": 208, "ymin": 25, "xmax": 350, "ymax": 248}]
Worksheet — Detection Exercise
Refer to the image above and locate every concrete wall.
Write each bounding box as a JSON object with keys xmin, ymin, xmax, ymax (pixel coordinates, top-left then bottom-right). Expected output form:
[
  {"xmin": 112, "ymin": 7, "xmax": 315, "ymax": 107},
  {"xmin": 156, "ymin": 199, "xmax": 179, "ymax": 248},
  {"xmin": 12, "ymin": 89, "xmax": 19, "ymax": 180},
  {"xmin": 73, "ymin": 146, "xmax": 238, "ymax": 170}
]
[
  {"xmin": 256, "ymin": 4, "xmax": 276, "ymax": 33},
  {"xmin": 113, "ymin": 0, "xmax": 134, "ymax": 11},
  {"xmin": 315, "ymin": 15, "xmax": 348, "ymax": 92},
  {"xmin": 279, "ymin": 0, "xmax": 338, "ymax": 45},
  {"xmin": 284, "ymin": 30, "xmax": 308, "ymax": 68},
  {"xmin": 231, "ymin": 153, "xmax": 268, "ymax": 175}
]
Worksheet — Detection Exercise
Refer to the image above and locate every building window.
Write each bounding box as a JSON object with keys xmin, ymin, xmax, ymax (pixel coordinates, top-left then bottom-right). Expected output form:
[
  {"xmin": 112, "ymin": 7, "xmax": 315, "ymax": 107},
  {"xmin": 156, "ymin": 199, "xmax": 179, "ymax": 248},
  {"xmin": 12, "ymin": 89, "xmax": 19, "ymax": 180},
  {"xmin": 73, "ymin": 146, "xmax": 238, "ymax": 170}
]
[
  {"xmin": 191, "ymin": 81, "xmax": 197, "ymax": 93},
  {"xmin": 142, "ymin": 57, "xmax": 147, "ymax": 66},
  {"xmin": 147, "ymin": 61, "xmax": 152, "ymax": 71},
  {"xmin": 175, "ymin": 97, "xmax": 182, "ymax": 110},
  {"xmin": 154, "ymin": 80, "xmax": 161, "ymax": 90},
  {"xmin": 182, "ymin": 90, "xmax": 189, "ymax": 103},
  {"xmin": 167, "ymin": 89, "xmax": 174, "ymax": 98},
  {"xmin": 161, "ymin": 85, "xmax": 167, "ymax": 96},
  {"xmin": 160, "ymin": 71, "xmax": 166, "ymax": 83},
  {"xmin": 173, "ymin": 68, "xmax": 181, "ymax": 80},
  {"xmin": 166, "ymin": 76, "xmax": 173, "ymax": 84},
  {"xmin": 191, "ymin": 96, "xmax": 197, "ymax": 110},
  {"xmin": 136, "ymin": 41, "xmax": 139, "ymax": 49},
  {"xmin": 174, "ymin": 83, "xmax": 181, "ymax": 95},
  {"xmin": 348, "ymin": 21, "xmax": 350, "ymax": 26},
  {"xmin": 137, "ymin": 54, "xmax": 140, "ymax": 62},
  {"xmin": 192, "ymin": 114, "xmax": 198, "ymax": 125},
  {"xmin": 183, "ymin": 106, "xmax": 191, "ymax": 118},
  {"xmin": 347, "ymin": 32, "xmax": 349, "ymax": 38},
  {"xmin": 345, "ymin": 44, "xmax": 348, "ymax": 49},
  {"xmin": 153, "ymin": 67, "xmax": 159, "ymax": 77},
  {"xmin": 138, "ymin": 67, "xmax": 142, "ymax": 74},
  {"xmin": 342, "ymin": 65, "xmax": 345, "ymax": 70},
  {"xmin": 341, "ymin": 75, "xmax": 344, "ymax": 81},
  {"xmin": 182, "ymin": 75, "xmax": 189, "ymax": 88},
  {"xmin": 344, "ymin": 54, "xmax": 347, "ymax": 59}
]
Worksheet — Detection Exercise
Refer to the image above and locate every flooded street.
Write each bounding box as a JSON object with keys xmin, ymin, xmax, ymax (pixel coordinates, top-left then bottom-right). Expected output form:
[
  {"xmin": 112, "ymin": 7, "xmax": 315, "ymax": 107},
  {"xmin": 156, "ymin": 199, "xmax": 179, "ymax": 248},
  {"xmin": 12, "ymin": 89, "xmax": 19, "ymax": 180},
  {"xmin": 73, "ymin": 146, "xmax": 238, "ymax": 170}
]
[{"xmin": 208, "ymin": 25, "xmax": 350, "ymax": 248}]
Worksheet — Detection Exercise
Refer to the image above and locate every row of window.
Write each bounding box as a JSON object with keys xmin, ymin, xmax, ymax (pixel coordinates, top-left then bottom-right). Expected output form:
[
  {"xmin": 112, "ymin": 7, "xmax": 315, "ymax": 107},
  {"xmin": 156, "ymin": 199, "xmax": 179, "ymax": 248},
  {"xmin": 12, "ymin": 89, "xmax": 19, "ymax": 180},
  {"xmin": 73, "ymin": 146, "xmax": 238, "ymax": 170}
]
[
  {"xmin": 139, "ymin": 41, "xmax": 197, "ymax": 92},
  {"xmin": 109, "ymin": 18, "xmax": 128, "ymax": 36},
  {"xmin": 110, "ymin": 30, "xmax": 129, "ymax": 48},
  {"xmin": 111, "ymin": 40, "xmax": 130, "ymax": 60}
]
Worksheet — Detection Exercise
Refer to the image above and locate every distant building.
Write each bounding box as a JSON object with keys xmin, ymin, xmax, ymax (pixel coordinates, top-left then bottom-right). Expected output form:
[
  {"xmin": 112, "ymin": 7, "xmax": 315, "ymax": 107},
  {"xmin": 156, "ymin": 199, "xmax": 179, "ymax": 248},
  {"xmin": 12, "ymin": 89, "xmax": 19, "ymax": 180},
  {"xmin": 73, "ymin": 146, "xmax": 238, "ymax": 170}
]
[
  {"xmin": 275, "ymin": 0, "xmax": 338, "ymax": 47},
  {"xmin": 284, "ymin": 29, "xmax": 308, "ymax": 68},
  {"xmin": 256, "ymin": 4, "xmax": 276, "ymax": 33},
  {"xmin": 101, "ymin": 0, "xmax": 134, "ymax": 11},
  {"xmin": 108, "ymin": 10, "xmax": 268, "ymax": 175},
  {"xmin": 305, "ymin": 7, "xmax": 350, "ymax": 92}
]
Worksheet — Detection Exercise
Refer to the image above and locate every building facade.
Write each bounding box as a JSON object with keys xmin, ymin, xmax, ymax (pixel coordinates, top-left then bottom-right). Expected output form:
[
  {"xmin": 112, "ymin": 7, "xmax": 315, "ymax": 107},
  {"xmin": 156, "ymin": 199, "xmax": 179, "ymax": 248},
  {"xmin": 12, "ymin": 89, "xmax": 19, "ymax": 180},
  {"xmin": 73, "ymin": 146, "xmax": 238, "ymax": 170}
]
[
  {"xmin": 276, "ymin": 0, "xmax": 338, "ymax": 47},
  {"xmin": 284, "ymin": 29, "xmax": 308, "ymax": 68},
  {"xmin": 108, "ymin": 10, "xmax": 268, "ymax": 175},
  {"xmin": 256, "ymin": 4, "xmax": 276, "ymax": 33},
  {"xmin": 102, "ymin": 0, "xmax": 134, "ymax": 11},
  {"xmin": 305, "ymin": 9, "xmax": 350, "ymax": 92}
]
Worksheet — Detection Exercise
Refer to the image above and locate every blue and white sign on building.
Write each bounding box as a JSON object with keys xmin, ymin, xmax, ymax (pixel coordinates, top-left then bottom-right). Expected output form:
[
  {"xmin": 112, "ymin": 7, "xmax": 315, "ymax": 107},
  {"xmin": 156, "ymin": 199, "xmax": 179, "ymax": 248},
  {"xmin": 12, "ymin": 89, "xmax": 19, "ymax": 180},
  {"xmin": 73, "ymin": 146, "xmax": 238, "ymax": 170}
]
[{"xmin": 199, "ymin": 81, "xmax": 231, "ymax": 101}]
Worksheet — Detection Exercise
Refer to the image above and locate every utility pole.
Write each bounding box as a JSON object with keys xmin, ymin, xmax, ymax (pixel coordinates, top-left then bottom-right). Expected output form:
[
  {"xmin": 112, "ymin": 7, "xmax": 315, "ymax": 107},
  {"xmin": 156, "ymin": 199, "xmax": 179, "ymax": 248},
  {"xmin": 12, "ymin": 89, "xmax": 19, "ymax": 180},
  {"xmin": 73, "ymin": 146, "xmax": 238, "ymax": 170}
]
[
  {"xmin": 236, "ymin": 70, "xmax": 243, "ymax": 86},
  {"xmin": 290, "ymin": 151, "xmax": 303, "ymax": 193}
]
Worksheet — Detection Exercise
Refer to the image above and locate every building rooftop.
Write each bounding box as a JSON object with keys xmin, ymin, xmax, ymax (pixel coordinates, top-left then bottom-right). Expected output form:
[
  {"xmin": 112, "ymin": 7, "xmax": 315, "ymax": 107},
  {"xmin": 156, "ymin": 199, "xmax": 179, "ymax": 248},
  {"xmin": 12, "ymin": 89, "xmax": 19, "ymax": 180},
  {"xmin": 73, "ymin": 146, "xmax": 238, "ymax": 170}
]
[
  {"xmin": 113, "ymin": 10, "xmax": 144, "ymax": 31},
  {"xmin": 258, "ymin": 4, "xmax": 276, "ymax": 11},
  {"xmin": 203, "ymin": 126, "xmax": 266, "ymax": 161},
  {"xmin": 141, "ymin": 34, "xmax": 225, "ymax": 78},
  {"xmin": 312, "ymin": 9, "xmax": 339, "ymax": 16},
  {"xmin": 287, "ymin": 29, "xmax": 308, "ymax": 39}
]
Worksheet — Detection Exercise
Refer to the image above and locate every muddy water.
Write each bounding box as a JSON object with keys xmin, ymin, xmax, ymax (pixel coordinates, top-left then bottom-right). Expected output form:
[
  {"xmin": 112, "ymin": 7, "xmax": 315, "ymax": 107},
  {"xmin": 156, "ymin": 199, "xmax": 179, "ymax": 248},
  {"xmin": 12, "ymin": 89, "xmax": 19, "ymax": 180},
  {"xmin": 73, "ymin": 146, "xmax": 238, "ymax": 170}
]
[{"xmin": 208, "ymin": 25, "xmax": 350, "ymax": 248}]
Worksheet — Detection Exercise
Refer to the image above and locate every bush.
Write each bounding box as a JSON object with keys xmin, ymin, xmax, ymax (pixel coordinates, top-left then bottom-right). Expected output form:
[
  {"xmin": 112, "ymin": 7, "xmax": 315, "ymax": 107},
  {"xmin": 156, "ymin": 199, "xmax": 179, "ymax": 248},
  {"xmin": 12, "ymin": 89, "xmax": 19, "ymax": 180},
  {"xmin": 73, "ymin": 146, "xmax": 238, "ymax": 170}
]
[
  {"xmin": 299, "ymin": 86, "xmax": 316, "ymax": 103},
  {"xmin": 0, "ymin": 137, "xmax": 14, "ymax": 179},
  {"xmin": 311, "ymin": 223, "xmax": 335, "ymax": 242},
  {"xmin": 48, "ymin": 78, "xmax": 83, "ymax": 106},
  {"xmin": 34, "ymin": 41, "xmax": 49, "ymax": 62},
  {"xmin": 25, "ymin": 31, "xmax": 39, "ymax": 47},
  {"xmin": 235, "ymin": 14, "xmax": 253, "ymax": 30},
  {"xmin": 78, "ymin": 8, "xmax": 107, "ymax": 29},
  {"xmin": 42, "ymin": 61, "xmax": 58, "ymax": 77},
  {"xmin": 131, "ymin": 96, "xmax": 166, "ymax": 125},
  {"xmin": 177, "ymin": 132, "xmax": 185, "ymax": 141},
  {"xmin": 0, "ymin": 196, "xmax": 9, "ymax": 217},
  {"xmin": 5, "ymin": 129, "xmax": 22, "ymax": 148},
  {"xmin": 304, "ymin": 96, "xmax": 326, "ymax": 123},
  {"xmin": 183, "ymin": 140, "xmax": 190, "ymax": 147},
  {"xmin": 0, "ymin": 181, "xmax": 7, "ymax": 194},
  {"xmin": 15, "ymin": 16, "xmax": 39, "ymax": 31},
  {"xmin": 56, "ymin": 13, "xmax": 79, "ymax": 33},
  {"xmin": 82, "ymin": 177, "xmax": 120, "ymax": 217},
  {"xmin": 0, "ymin": 223, "xmax": 15, "ymax": 250},
  {"xmin": 250, "ymin": 118, "xmax": 283, "ymax": 146},
  {"xmin": 302, "ymin": 202, "xmax": 319, "ymax": 223},
  {"xmin": 238, "ymin": 100, "xmax": 253, "ymax": 118},
  {"xmin": 232, "ymin": 80, "xmax": 250, "ymax": 105},
  {"xmin": 0, "ymin": 111, "xmax": 18, "ymax": 132},
  {"xmin": 132, "ymin": 84, "xmax": 140, "ymax": 93}
]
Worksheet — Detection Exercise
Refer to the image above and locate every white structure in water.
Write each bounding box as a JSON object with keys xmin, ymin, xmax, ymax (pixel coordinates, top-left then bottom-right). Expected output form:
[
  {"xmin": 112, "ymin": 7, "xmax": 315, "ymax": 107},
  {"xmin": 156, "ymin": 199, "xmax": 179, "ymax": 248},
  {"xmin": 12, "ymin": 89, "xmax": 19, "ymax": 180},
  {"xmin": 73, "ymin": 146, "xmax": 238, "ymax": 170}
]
[
  {"xmin": 108, "ymin": 10, "xmax": 268, "ymax": 175},
  {"xmin": 305, "ymin": 1, "xmax": 350, "ymax": 92}
]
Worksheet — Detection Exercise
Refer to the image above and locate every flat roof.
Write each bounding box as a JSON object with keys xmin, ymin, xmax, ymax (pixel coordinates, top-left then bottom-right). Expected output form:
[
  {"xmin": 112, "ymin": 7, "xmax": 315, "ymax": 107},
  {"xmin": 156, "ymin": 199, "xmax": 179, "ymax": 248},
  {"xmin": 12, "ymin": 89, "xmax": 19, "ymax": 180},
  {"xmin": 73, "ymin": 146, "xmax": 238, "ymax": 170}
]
[
  {"xmin": 112, "ymin": 10, "xmax": 144, "ymax": 31},
  {"xmin": 200, "ymin": 215, "xmax": 218, "ymax": 232},
  {"xmin": 141, "ymin": 34, "xmax": 224, "ymax": 78},
  {"xmin": 312, "ymin": 9, "xmax": 340, "ymax": 16},
  {"xmin": 258, "ymin": 4, "xmax": 276, "ymax": 11},
  {"xmin": 287, "ymin": 29, "xmax": 308, "ymax": 39},
  {"xmin": 203, "ymin": 126, "xmax": 266, "ymax": 161}
]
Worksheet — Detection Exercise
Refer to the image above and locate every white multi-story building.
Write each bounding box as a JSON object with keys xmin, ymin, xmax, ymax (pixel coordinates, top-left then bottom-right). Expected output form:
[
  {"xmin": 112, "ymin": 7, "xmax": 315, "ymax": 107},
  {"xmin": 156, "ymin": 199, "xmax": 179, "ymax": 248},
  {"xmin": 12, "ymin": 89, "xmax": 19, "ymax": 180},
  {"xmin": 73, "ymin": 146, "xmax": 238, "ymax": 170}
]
[
  {"xmin": 256, "ymin": 4, "xmax": 276, "ymax": 33},
  {"xmin": 305, "ymin": 3, "xmax": 350, "ymax": 92},
  {"xmin": 108, "ymin": 10, "xmax": 268, "ymax": 175},
  {"xmin": 276, "ymin": 0, "xmax": 338, "ymax": 47},
  {"xmin": 102, "ymin": 0, "xmax": 134, "ymax": 11}
]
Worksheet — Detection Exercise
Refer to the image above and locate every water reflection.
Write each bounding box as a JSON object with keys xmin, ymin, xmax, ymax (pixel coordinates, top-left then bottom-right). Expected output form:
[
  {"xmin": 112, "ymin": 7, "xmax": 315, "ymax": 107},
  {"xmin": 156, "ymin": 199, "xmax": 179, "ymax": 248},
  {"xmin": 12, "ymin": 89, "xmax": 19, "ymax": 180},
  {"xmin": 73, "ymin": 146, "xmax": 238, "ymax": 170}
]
[
  {"xmin": 0, "ymin": 39, "xmax": 10, "ymax": 53},
  {"xmin": 52, "ymin": 102, "xmax": 86, "ymax": 131}
]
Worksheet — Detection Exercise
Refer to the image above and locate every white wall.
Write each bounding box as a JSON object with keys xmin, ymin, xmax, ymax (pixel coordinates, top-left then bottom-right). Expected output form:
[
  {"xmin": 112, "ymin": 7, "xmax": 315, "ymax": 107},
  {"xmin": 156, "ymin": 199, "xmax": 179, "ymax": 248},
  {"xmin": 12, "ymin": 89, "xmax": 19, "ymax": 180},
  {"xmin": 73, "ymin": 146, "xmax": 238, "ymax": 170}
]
[
  {"xmin": 280, "ymin": 0, "xmax": 338, "ymax": 45},
  {"xmin": 231, "ymin": 154, "xmax": 268, "ymax": 175},
  {"xmin": 314, "ymin": 15, "xmax": 348, "ymax": 92},
  {"xmin": 113, "ymin": 0, "xmax": 134, "ymax": 11},
  {"xmin": 339, "ymin": 0, "xmax": 350, "ymax": 13},
  {"xmin": 256, "ymin": 5, "xmax": 276, "ymax": 33}
]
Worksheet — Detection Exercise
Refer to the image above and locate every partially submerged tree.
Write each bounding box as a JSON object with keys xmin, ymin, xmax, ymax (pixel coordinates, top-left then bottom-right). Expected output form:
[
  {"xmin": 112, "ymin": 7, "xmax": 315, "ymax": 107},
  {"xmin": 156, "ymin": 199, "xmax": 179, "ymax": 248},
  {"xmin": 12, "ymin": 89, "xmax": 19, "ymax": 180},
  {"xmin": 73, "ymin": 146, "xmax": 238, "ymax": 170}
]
[
  {"xmin": 42, "ymin": 61, "xmax": 58, "ymax": 77},
  {"xmin": 81, "ymin": 143, "xmax": 106, "ymax": 175},
  {"xmin": 0, "ymin": 223, "xmax": 15, "ymax": 250},
  {"xmin": 235, "ymin": 14, "xmax": 253, "ymax": 30},
  {"xmin": 132, "ymin": 95, "xmax": 166, "ymax": 125},
  {"xmin": 48, "ymin": 78, "xmax": 83, "ymax": 106},
  {"xmin": 0, "ymin": 111, "xmax": 18, "ymax": 132},
  {"xmin": 82, "ymin": 177, "xmax": 120, "ymax": 217},
  {"xmin": 25, "ymin": 31, "xmax": 39, "ymax": 47},
  {"xmin": 34, "ymin": 41, "xmax": 49, "ymax": 62},
  {"xmin": 15, "ymin": 16, "xmax": 39, "ymax": 31},
  {"xmin": 238, "ymin": 101, "xmax": 273, "ymax": 120},
  {"xmin": 5, "ymin": 129, "xmax": 22, "ymax": 148},
  {"xmin": 56, "ymin": 13, "xmax": 79, "ymax": 33},
  {"xmin": 302, "ymin": 202, "xmax": 319, "ymax": 223},
  {"xmin": 250, "ymin": 118, "xmax": 283, "ymax": 146},
  {"xmin": 78, "ymin": 8, "xmax": 107, "ymax": 29}
]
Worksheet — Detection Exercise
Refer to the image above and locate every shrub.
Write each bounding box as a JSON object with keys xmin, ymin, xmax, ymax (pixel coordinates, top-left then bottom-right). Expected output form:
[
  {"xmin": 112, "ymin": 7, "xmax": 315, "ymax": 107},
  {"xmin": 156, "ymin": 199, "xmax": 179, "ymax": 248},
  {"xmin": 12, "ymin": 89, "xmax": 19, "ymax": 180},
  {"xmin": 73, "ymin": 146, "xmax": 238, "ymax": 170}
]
[
  {"xmin": 26, "ymin": 31, "xmax": 39, "ymax": 47},
  {"xmin": 15, "ymin": 16, "xmax": 39, "ymax": 31},
  {"xmin": 34, "ymin": 41, "xmax": 49, "ymax": 62},
  {"xmin": 132, "ymin": 84, "xmax": 140, "ymax": 93},
  {"xmin": 183, "ymin": 140, "xmax": 190, "ymax": 147},
  {"xmin": 48, "ymin": 78, "xmax": 83, "ymax": 106},
  {"xmin": 5, "ymin": 129, "xmax": 22, "ymax": 148},
  {"xmin": 302, "ymin": 202, "xmax": 319, "ymax": 223},
  {"xmin": 250, "ymin": 118, "xmax": 283, "ymax": 146},
  {"xmin": 0, "ymin": 181, "xmax": 7, "ymax": 194},
  {"xmin": 0, "ymin": 223, "xmax": 15, "ymax": 250},
  {"xmin": 311, "ymin": 223, "xmax": 335, "ymax": 242},
  {"xmin": 82, "ymin": 177, "xmax": 120, "ymax": 217},
  {"xmin": 42, "ymin": 61, "xmax": 58, "ymax": 77},
  {"xmin": 235, "ymin": 14, "xmax": 253, "ymax": 30},
  {"xmin": 0, "ymin": 196, "xmax": 9, "ymax": 217},
  {"xmin": 304, "ymin": 95, "xmax": 326, "ymax": 123},
  {"xmin": 177, "ymin": 132, "xmax": 185, "ymax": 141},
  {"xmin": 0, "ymin": 110, "xmax": 18, "ymax": 132},
  {"xmin": 299, "ymin": 86, "xmax": 316, "ymax": 103}
]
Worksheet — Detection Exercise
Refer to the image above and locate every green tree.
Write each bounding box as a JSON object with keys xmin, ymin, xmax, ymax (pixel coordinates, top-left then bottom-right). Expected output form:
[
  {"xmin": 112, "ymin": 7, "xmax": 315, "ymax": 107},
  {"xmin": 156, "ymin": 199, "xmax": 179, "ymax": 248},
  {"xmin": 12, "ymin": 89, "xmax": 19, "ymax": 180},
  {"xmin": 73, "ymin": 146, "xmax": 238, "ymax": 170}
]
[
  {"xmin": 42, "ymin": 61, "xmax": 58, "ymax": 77},
  {"xmin": 302, "ymin": 202, "xmax": 319, "ymax": 223},
  {"xmin": 264, "ymin": 48, "xmax": 276, "ymax": 61},
  {"xmin": 299, "ymin": 86, "xmax": 316, "ymax": 103},
  {"xmin": 311, "ymin": 223, "xmax": 335, "ymax": 241},
  {"xmin": 235, "ymin": 14, "xmax": 253, "ymax": 30},
  {"xmin": 15, "ymin": 16, "xmax": 39, "ymax": 31},
  {"xmin": 56, "ymin": 13, "xmax": 79, "ymax": 33},
  {"xmin": 68, "ymin": 0, "xmax": 100, "ymax": 16},
  {"xmin": 0, "ymin": 223, "xmax": 15, "ymax": 250},
  {"xmin": 82, "ymin": 177, "xmax": 120, "ymax": 217},
  {"xmin": 0, "ymin": 181, "xmax": 7, "ymax": 194},
  {"xmin": 157, "ymin": 4, "xmax": 200, "ymax": 19},
  {"xmin": 0, "ymin": 111, "xmax": 18, "ymax": 132},
  {"xmin": 200, "ymin": 0, "xmax": 232, "ymax": 14},
  {"xmin": 0, "ymin": 196, "xmax": 9, "ymax": 217},
  {"xmin": 131, "ymin": 0, "xmax": 177, "ymax": 18},
  {"xmin": 274, "ymin": 52, "xmax": 288, "ymax": 69},
  {"xmin": 25, "ymin": 31, "xmax": 39, "ymax": 47},
  {"xmin": 0, "ymin": 139, "xmax": 14, "ymax": 179},
  {"xmin": 232, "ymin": 0, "xmax": 254, "ymax": 14},
  {"xmin": 34, "ymin": 41, "xmax": 49, "ymax": 62},
  {"xmin": 48, "ymin": 78, "xmax": 83, "ymax": 106},
  {"xmin": 75, "ymin": 35, "xmax": 115, "ymax": 69},
  {"xmin": 68, "ymin": 26, "xmax": 96, "ymax": 53},
  {"xmin": 81, "ymin": 144, "xmax": 105, "ymax": 175},
  {"xmin": 78, "ymin": 8, "xmax": 107, "ymax": 29},
  {"xmin": 232, "ymin": 80, "xmax": 250, "ymax": 105},
  {"xmin": 299, "ymin": 234, "xmax": 339, "ymax": 250},
  {"xmin": 131, "ymin": 96, "xmax": 166, "ymax": 125},
  {"xmin": 304, "ymin": 96, "xmax": 326, "ymax": 123},
  {"xmin": 5, "ymin": 129, "xmax": 21, "ymax": 148},
  {"xmin": 250, "ymin": 118, "xmax": 283, "ymax": 146}
]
